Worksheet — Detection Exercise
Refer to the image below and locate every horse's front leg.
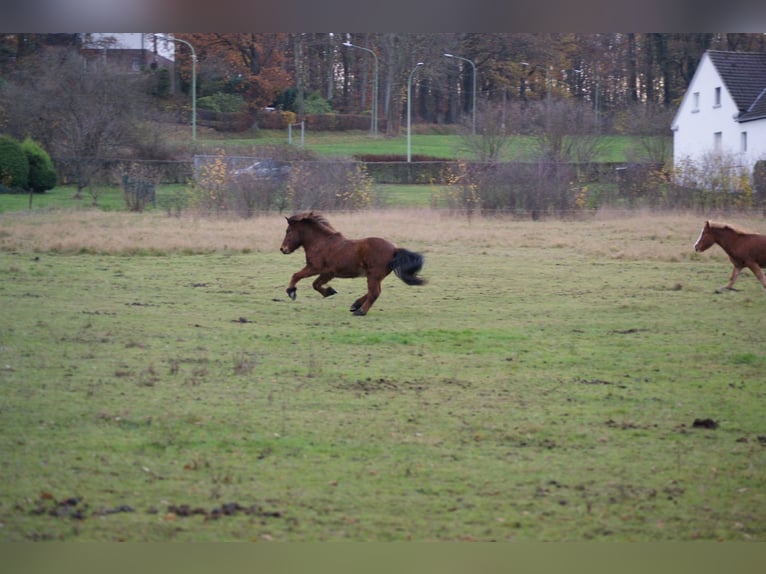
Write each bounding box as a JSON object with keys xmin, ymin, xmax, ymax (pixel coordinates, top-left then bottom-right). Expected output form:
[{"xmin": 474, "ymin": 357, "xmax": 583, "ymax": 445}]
[
  {"xmin": 286, "ymin": 266, "xmax": 317, "ymax": 300},
  {"xmin": 312, "ymin": 273, "xmax": 338, "ymax": 298},
  {"xmin": 719, "ymin": 265, "xmax": 743, "ymax": 292}
]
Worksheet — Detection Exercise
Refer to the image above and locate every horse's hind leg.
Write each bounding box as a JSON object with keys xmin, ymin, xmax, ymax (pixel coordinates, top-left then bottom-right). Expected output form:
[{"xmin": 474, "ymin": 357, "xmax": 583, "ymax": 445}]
[
  {"xmin": 352, "ymin": 277, "xmax": 382, "ymax": 316},
  {"xmin": 746, "ymin": 262, "xmax": 766, "ymax": 290},
  {"xmin": 312, "ymin": 274, "xmax": 337, "ymax": 298},
  {"xmin": 350, "ymin": 294, "xmax": 367, "ymax": 313}
]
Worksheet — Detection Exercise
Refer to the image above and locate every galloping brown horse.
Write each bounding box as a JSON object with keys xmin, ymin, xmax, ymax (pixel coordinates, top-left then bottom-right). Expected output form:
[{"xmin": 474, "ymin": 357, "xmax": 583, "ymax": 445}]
[
  {"xmin": 694, "ymin": 220, "xmax": 766, "ymax": 292},
  {"xmin": 280, "ymin": 211, "xmax": 426, "ymax": 315}
]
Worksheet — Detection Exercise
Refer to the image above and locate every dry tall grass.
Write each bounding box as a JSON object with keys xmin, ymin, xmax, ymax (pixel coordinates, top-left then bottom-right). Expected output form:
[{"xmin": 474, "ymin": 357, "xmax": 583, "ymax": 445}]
[{"xmin": 1, "ymin": 208, "xmax": 762, "ymax": 262}]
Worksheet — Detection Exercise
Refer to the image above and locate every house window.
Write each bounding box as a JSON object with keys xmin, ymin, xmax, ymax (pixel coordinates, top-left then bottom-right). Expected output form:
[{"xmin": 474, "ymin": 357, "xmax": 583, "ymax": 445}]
[
  {"xmin": 714, "ymin": 87, "xmax": 721, "ymax": 107},
  {"xmin": 132, "ymin": 58, "xmax": 142, "ymax": 72},
  {"xmin": 741, "ymin": 132, "xmax": 747, "ymax": 153},
  {"xmin": 692, "ymin": 92, "xmax": 699, "ymax": 112},
  {"xmin": 714, "ymin": 132, "xmax": 722, "ymax": 151}
]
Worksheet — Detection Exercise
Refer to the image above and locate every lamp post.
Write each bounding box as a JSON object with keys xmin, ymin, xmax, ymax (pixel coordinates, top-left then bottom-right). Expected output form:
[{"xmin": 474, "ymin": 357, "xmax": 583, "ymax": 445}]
[
  {"xmin": 155, "ymin": 34, "xmax": 197, "ymax": 141},
  {"xmin": 444, "ymin": 53, "xmax": 476, "ymax": 135},
  {"xmin": 342, "ymin": 41, "xmax": 378, "ymax": 137},
  {"xmin": 407, "ymin": 62, "xmax": 424, "ymax": 163}
]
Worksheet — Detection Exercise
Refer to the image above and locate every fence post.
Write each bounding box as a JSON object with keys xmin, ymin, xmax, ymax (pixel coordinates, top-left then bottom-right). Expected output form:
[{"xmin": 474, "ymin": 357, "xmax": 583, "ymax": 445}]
[{"xmin": 288, "ymin": 122, "xmax": 305, "ymax": 148}]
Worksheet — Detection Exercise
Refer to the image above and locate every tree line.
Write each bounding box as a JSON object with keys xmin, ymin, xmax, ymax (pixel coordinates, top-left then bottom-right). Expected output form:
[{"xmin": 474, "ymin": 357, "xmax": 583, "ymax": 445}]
[{"xmin": 2, "ymin": 32, "xmax": 766, "ymax": 137}]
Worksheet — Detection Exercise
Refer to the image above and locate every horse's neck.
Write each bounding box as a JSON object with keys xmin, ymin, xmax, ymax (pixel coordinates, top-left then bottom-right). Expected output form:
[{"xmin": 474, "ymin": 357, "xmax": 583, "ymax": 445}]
[
  {"xmin": 715, "ymin": 227, "xmax": 742, "ymax": 250},
  {"xmin": 302, "ymin": 226, "xmax": 342, "ymax": 251}
]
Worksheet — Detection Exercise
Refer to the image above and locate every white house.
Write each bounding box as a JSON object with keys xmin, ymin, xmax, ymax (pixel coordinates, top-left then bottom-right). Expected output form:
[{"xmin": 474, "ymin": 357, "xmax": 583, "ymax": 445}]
[{"xmin": 671, "ymin": 50, "xmax": 766, "ymax": 175}]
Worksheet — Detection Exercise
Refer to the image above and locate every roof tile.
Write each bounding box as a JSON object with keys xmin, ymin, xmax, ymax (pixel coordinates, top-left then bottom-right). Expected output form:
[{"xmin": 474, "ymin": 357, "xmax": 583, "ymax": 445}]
[{"xmin": 707, "ymin": 50, "xmax": 766, "ymax": 122}]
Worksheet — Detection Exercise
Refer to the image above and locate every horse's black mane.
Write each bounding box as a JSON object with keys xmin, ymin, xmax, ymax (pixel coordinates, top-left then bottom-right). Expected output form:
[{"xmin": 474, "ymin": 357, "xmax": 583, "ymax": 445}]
[{"xmin": 289, "ymin": 211, "xmax": 340, "ymax": 235}]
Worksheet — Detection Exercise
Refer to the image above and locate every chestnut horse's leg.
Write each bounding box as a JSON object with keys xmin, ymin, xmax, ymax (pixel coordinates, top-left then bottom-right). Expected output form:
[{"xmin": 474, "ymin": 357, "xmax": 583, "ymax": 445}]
[
  {"xmin": 312, "ymin": 273, "xmax": 338, "ymax": 298},
  {"xmin": 286, "ymin": 266, "xmax": 317, "ymax": 300},
  {"xmin": 720, "ymin": 265, "xmax": 744, "ymax": 292},
  {"xmin": 746, "ymin": 261, "xmax": 766, "ymax": 289},
  {"xmin": 350, "ymin": 294, "xmax": 367, "ymax": 313},
  {"xmin": 353, "ymin": 276, "xmax": 383, "ymax": 316}
]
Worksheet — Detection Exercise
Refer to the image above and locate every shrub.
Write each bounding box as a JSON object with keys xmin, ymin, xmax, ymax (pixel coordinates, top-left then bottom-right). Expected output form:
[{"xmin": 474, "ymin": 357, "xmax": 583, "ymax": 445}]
[
  {"xmin": 197, "ymin": 92, "xmax": 246, "ymax": 113},
  {"xmin": 190, "ymin": 149, "xmax": 288, "ymax": 216},
  {"xmin": 119, "ymin": 162, "xmax": 159, "ymax": 212},
  {"xmin": 256, "ymin": 110, "xmax": 297, "ymax": 130},
  {"xmin": 302, "ymin": 92, "xmax": 333, "ymax": 114},
  {"xmin": 672, "ymin": 152, "xmax": 753, "ymax": 210},
  {"xmin": 21, "ymin": 137, "xmax": 57, "ymax": 192},
  {"xmin": 0, "ymin": 134, "xmax": 29, "ymax": 191},
  {"xmin": 286, "ymin": 158, "xmax": 373, "ymax": 211},
  {"xmin": 440, "ymin": 161, "xmax": 577, "ymax": 218},
  {"xmin": 753, "ymin": 159, "xmax": 766, "ymax": 204}
]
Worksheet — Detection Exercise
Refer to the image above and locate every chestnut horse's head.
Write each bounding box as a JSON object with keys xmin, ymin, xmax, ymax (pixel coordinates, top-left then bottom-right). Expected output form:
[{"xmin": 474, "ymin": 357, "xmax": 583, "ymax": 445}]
[
  {"xmin": 280, "ymin": 212, "xmax": 337, "ymax": 254},
  {"xmin": 694, "ymin": 220, "xmax": 716, "ymax": 252},
  {"xmin": 280, "ymin": 216, "xmax": 302, "ymax": 254}
]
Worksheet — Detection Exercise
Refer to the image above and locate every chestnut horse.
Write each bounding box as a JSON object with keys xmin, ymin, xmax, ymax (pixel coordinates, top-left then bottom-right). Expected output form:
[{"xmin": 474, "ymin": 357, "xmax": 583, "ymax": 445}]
[
  {"xmin": 694, "ymin": 220, "xmax": 766, "ymax": 292},
  {"xmin": 280, "ymin": 211, "xmax": 425, "ymax": 315}
]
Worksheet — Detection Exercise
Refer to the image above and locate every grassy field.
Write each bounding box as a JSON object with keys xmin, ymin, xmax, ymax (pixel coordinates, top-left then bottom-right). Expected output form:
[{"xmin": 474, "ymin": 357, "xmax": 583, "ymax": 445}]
[
  {"xmin": 197, "ymin": 130, "xmax": 666, "ymax": 163},
  {"xmin": 1, "ymin": 208, "xmax": 765, "ymax": 541}
]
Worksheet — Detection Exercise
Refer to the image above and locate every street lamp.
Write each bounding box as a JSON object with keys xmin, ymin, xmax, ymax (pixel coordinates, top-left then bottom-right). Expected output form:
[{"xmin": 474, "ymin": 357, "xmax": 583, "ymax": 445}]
[
  {"xmin": 155, "ymin": 34, "xmax": 197, "ymax": 141},
  {"xmin": 407, "ymin": 62, "xmax": 424, "ymax": 163},
  {"xmin": 444, "ymin": 53, "xmax": 476, "ymax": 135},
  {"xmin": 342, "ymin": 41, "xmax": 379, "ymax": 137}
]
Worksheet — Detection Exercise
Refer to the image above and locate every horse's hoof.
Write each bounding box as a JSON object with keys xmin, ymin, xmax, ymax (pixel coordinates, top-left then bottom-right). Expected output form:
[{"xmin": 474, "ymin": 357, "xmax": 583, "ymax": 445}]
[
  {"xmin": 349, "ymin": 302, "xmax": 361, "ymax": 312},
  {"xmin": 352, "ymin": 308, "xmax": 367, "ymax": 316},
  {"xmin": 286, "ymin": 288, "xmax": 297, "ymax": 300},
  {"xmin": 324, "ymin": 287, "xmax": 337, "ymax": 298}
]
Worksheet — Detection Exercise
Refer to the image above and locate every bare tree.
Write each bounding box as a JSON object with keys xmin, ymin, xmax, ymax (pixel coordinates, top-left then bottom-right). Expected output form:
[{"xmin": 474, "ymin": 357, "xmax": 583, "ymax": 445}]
[
  {"xmin": 457, "ymin": 101, "xmax": 512, "ymax": 162},
  {"xmin": 622, "ymin": 102, "xmax": 674, "ymax": 165},
  {"xmin": 525, "ymin": 98, "xmax": 605, "ymax": 164},
  {"xmin": 1, "ymin": 47, "xmax": 153, "ymax": 199}
]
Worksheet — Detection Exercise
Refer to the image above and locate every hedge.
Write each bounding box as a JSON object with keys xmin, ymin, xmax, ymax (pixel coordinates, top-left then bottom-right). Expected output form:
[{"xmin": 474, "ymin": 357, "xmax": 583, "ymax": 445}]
[{"xmin": 0, "ymin": 134, "xmax": 29, "ymax": 191}]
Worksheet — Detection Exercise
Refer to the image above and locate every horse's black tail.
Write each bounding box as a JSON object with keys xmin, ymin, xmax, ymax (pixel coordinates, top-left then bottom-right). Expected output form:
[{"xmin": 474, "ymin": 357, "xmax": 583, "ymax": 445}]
[{"xmin": 389, "ymin": 248, "xmax": 426, "ymax": 286}]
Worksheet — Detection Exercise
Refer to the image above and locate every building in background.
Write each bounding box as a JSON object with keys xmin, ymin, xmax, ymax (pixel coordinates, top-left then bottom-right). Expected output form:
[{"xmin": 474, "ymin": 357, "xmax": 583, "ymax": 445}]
[
  {"xmin": 672, "ymin": 50, "xmax": 766, "ymax": 175},
  {"xmin": 80, "ymin": 33, "xmax": 176, "ymax": 90}
]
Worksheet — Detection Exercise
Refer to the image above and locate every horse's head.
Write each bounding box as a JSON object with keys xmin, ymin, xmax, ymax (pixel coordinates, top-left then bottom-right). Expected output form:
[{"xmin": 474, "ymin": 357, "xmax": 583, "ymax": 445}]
[
  {"xmin": 694, "ymin": 220, "xmax": 715, "ymax": 252},
  {"xmin": 280, "ymin": 216, "xmax": 302, "ymax": 254}
]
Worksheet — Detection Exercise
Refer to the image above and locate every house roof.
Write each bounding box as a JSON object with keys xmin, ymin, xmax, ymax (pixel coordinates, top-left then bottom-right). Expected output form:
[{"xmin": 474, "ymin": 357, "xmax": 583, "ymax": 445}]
[{"xmin": 707, "ymin": 50, "xmax": 766, "ymax": 122}]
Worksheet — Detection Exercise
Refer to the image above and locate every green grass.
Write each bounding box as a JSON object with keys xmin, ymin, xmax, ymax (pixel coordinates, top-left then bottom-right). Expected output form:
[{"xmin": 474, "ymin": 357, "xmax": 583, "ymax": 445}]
[
  {"xmin": 1, "ymin": 211, "xmax": 764, "ymax": 541},
  {"xmin": 200, "ymin": 130, "xmax": 666, "ymax": 163}
]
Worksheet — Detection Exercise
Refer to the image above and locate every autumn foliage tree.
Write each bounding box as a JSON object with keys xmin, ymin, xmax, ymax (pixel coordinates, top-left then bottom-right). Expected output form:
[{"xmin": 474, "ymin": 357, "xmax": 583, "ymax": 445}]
[{"xmin": 177, "ymin": 33, "xmax": 292, "ymax": 113}]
